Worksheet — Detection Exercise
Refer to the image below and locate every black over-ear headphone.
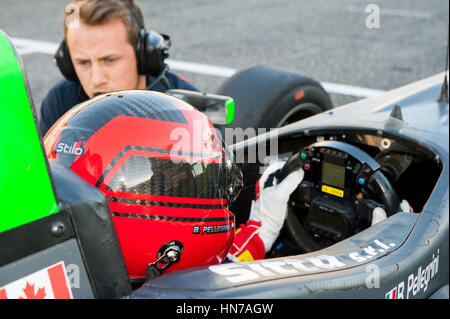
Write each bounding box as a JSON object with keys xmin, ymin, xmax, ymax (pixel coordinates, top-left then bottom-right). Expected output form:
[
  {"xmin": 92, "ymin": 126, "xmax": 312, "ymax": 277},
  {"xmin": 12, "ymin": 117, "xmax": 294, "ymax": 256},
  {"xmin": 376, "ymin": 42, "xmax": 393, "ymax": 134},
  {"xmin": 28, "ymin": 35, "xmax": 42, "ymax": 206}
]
[{"xmin": 54, "ymin": 0, "xmax": 171, "ymax": 82}]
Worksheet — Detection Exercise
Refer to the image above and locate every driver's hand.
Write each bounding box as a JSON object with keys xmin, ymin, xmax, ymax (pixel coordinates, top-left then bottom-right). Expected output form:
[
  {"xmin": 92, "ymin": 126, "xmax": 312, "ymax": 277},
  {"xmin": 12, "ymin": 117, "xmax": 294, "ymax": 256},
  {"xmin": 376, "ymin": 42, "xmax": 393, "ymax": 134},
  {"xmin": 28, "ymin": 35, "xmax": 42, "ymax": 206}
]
[
  {"xmin": 251, "ymin": 161, "xmax": 304, "ymax": 252},
  {"xmin": 250, "ymin": 162, "xmax": 304, "ymax": 253},
  {"xmin": 228, "ymin": 162, "xmax": 304, "ymax": 262},
  {"xmin": 371, "ymin": 199, "xmax": 414, "ymax": 225}
]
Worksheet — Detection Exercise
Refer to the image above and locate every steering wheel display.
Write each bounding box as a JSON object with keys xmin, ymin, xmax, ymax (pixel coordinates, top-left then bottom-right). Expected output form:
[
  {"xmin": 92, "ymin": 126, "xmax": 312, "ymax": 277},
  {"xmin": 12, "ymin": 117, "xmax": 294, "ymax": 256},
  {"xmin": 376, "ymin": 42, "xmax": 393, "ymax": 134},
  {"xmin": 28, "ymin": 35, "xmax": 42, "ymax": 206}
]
[{"xmin": 278, "ymin": 141, "xmax": 400, "ymax": 253}]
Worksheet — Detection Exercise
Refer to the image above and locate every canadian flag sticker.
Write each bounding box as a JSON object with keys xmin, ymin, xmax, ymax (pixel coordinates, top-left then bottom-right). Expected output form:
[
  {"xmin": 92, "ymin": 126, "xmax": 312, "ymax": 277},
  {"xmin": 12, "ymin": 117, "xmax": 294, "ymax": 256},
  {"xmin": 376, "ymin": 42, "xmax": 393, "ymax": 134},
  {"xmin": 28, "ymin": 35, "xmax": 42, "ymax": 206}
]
[{"xmin": 0, "ymin": 261, "xmax": 73, "ymax": 299}]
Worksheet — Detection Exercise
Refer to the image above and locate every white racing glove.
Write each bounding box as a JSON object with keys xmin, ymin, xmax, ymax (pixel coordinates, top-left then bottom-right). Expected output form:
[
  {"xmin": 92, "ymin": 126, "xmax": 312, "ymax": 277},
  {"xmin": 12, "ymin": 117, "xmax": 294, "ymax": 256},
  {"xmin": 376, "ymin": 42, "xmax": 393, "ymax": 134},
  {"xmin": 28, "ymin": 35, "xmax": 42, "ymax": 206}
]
[
  {"xmin": 249, "ymin": 161, "xmax": 304, "ymax": 252},
  {"xmin": 371, "ymin": 199, "xmax": 414, "ymax": 226}
]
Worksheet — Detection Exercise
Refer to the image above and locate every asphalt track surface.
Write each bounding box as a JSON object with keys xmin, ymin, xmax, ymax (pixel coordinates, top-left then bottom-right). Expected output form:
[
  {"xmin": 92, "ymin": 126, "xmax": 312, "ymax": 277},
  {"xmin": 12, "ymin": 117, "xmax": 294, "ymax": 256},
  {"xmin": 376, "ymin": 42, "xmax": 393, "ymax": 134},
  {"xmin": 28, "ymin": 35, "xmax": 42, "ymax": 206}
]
[{"xmin": 0, "ymin": 0, "xmax": 448, "ymax": 119}]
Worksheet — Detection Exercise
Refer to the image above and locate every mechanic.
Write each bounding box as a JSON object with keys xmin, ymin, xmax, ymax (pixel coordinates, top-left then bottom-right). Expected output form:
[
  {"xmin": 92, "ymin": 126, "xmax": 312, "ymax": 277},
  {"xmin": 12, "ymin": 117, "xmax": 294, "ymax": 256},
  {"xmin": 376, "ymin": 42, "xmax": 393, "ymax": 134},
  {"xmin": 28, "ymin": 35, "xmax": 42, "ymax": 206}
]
[{"xmin": 39, "ymin": 0, "xmax": 198, "ymax": 135}]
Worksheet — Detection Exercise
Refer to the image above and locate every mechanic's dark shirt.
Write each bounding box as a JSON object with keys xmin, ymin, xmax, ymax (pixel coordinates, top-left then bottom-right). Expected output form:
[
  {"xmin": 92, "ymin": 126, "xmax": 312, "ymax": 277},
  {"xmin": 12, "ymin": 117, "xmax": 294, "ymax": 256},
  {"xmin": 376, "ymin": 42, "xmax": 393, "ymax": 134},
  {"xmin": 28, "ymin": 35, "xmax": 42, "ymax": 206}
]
[{"xmin": 39, "ymin": 72, "xmax": 199, "ymax": 136}]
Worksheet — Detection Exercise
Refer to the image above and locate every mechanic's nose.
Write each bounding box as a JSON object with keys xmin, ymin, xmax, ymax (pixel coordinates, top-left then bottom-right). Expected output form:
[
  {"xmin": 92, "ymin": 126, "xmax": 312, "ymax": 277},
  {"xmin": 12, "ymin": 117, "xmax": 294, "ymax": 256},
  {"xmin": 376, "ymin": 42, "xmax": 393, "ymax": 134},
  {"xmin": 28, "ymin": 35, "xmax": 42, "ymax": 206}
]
[{"xmin": 91, "ymin": 63, "xmax": 108, "ymax": 87}]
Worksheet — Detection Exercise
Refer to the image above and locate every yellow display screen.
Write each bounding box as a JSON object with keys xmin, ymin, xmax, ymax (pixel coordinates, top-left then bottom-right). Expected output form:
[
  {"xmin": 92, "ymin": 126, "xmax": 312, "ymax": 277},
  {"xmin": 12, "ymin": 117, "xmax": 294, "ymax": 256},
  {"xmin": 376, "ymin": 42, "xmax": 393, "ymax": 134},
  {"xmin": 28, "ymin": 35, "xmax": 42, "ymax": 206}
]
[{"xmin": 322, "ymin": 161, "xmax": 345, "ymax": 189}]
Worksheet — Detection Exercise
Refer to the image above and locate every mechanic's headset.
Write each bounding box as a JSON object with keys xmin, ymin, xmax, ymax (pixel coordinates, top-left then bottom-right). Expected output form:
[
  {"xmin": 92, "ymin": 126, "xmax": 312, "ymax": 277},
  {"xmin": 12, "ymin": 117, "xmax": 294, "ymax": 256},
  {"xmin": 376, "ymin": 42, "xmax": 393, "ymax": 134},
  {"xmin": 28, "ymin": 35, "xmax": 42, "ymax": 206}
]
[{"xmin": 54, "ymin": 0, "xmax": 170, "ymax": 82}]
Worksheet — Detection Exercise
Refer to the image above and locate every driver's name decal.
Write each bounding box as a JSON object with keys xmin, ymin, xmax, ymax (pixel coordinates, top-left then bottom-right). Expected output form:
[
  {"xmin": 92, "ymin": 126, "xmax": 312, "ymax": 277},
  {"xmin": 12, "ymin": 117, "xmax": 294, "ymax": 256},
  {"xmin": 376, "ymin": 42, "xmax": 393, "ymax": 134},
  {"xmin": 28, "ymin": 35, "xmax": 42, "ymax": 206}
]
[
  {"xmin": 193, "ymin": 223, "xmax": 231, "ymax": 235},
  {"xmin": 385, "ymin": 249, "xmax": 440, "ymax": 299},
  {"xmin": 209, "ymin": 238, "xmax": 396, "ymax": 283}
]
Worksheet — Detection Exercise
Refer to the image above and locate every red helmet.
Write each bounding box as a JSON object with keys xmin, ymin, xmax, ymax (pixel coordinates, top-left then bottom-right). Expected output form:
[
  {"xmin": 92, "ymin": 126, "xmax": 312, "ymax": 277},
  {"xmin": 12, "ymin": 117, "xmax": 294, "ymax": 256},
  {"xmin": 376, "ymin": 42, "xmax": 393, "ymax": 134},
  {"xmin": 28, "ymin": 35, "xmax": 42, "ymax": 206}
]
[{"xmin": 44, "ymin": 90, "xmax": 242, "ymax": 282}]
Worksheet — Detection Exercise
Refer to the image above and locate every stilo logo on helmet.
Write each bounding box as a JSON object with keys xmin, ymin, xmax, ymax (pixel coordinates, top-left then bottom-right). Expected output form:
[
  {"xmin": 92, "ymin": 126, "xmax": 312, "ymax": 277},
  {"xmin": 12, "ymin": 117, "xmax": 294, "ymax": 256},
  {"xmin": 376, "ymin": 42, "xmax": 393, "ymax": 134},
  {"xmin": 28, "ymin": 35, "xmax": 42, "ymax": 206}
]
[
  {"xmin": 44, "ymin": 90, "xmax": 242, "ymax": 282},
  {"xmin": 55, "ymin": 140, "xmax": 85, "ymax": 156}
]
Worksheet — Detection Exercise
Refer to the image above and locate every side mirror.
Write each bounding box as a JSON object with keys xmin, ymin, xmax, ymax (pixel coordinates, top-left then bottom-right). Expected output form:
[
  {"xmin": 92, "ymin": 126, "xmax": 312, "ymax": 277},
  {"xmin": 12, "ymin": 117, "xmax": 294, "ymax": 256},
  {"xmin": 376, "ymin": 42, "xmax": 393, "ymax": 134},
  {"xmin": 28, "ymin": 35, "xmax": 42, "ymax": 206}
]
[{"xmin": 166, "ymin": 89, "xmax": 235, "ymax": 126}]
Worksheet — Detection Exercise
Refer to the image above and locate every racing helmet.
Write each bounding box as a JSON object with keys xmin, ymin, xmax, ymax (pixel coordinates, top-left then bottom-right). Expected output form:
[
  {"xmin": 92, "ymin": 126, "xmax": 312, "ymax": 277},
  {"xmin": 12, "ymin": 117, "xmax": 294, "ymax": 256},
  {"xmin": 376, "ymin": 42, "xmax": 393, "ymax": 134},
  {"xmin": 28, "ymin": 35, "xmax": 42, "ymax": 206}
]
[{"xmin": 44, "ymin": 90, "xmax": 242, "ymax": 281}]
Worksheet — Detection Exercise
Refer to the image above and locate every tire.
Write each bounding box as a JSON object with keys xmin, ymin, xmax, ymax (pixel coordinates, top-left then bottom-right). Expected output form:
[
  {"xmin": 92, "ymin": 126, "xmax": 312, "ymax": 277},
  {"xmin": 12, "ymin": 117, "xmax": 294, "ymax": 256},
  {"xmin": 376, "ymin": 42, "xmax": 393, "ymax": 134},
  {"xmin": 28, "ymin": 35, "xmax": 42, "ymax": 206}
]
[{"xmin": 215, "ymin": 65, "xmax": 333, "ymax": 133}]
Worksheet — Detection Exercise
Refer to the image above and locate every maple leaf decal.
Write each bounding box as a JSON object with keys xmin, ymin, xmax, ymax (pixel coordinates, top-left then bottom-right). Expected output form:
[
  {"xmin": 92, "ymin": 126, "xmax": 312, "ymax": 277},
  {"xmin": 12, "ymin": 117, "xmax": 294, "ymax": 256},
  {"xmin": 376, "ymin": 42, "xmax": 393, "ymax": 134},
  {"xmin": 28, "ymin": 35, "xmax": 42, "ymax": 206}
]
[{"xmin": 20, "ymin": 282, "xmax": 46, "ymax": 299}]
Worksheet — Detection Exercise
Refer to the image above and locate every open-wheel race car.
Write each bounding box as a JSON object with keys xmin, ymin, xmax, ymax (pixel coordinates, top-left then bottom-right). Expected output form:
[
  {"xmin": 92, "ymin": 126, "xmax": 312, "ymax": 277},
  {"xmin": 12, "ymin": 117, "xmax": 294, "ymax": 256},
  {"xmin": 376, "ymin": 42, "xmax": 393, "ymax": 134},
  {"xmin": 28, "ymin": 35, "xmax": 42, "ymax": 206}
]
[
  {"xmin": 0, "ymin": 28, "xmax": 448, "ymax": 300},
  {"xmin": 128, "ymin": 68, "xmax": 449, "ymax": 299}
]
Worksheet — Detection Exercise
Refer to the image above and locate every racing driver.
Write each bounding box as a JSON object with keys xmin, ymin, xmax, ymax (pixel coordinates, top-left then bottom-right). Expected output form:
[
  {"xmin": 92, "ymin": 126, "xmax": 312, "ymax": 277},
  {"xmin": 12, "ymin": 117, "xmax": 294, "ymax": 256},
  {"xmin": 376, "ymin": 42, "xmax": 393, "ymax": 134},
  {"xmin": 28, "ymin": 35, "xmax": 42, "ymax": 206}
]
[{"xmin": 43, "ymin": 89, "xmax": 304, "ymax": 280}]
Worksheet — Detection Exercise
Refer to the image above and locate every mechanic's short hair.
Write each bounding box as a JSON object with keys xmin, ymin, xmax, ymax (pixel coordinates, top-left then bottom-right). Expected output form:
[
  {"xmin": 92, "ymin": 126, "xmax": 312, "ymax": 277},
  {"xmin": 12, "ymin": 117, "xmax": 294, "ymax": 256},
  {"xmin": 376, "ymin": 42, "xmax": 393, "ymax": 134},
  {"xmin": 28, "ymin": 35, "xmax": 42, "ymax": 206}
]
[{"xmin": 63, "ymin": 0, "xmax": 144, "ymax": 46}]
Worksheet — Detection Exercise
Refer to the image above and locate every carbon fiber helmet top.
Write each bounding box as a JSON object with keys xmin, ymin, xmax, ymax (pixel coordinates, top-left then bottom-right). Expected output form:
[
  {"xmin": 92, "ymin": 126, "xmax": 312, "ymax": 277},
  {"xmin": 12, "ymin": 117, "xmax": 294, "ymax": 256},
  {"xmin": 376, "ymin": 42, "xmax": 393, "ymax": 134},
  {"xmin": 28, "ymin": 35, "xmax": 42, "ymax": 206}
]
[{"xmin": 44, "ymin": 90, "xmax": 242, "ymax": 280}]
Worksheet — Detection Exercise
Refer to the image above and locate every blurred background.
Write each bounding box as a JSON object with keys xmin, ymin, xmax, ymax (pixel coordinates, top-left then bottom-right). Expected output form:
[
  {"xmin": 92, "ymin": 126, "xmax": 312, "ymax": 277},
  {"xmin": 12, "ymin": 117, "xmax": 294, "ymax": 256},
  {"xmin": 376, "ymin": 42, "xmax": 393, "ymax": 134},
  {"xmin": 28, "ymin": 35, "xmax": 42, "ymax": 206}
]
[{"xmin": 0, "ymin": 0, "xmax": 448, "ymax": 117}]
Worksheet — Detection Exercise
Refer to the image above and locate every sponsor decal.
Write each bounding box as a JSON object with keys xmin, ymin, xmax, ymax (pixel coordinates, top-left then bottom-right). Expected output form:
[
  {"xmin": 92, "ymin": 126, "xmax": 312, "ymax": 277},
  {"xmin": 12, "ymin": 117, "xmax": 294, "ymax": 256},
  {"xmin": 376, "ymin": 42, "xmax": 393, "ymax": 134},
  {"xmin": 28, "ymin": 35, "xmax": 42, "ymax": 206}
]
[
  {"xmin": 0, "ymin": 261, "xmax": 73, "ymax": 299},
  {"xmin": 55, "ymin": 140, "xmax": 84, "ymax": 156},
  {"xmin": 193, "ymin": 223, "xmax": 231, "ymax": 235},
  {"xmin": 209, "ymin": 238, "xmax": 396, "ymax": 283},
  {"xmin": 321, "ymin": 185, "xmax": 344, "ymax": 198},
  {"xmin": 385, "ymin": 249, "xmax": 440, "ymax": 299}
]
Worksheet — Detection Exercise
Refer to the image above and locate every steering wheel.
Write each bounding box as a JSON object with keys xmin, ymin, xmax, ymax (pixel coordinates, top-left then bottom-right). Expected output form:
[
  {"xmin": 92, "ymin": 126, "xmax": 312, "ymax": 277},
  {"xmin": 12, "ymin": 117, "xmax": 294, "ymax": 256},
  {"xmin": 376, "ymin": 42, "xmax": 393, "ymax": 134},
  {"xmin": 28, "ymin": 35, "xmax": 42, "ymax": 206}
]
[{"xmin": 273, "ymin": 141, "xmax": 400, "ymax": 253}]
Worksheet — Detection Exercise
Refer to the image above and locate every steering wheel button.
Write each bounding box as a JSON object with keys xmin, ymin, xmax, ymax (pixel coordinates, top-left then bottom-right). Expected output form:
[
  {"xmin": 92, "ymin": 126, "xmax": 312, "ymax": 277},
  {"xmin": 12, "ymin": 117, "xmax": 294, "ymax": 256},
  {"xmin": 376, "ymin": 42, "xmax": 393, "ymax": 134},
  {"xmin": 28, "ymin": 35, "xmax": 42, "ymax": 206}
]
[
  {"xmin": 304, "ymin": 163, "xmax": 311, "ymax": 171},
  {"xmin": 358, "ymin": 178, "xmax": 365, "ymax": 185},
  {"xmin": 300, "ymin": 152, "xmax": 307, "ymax": 160}
]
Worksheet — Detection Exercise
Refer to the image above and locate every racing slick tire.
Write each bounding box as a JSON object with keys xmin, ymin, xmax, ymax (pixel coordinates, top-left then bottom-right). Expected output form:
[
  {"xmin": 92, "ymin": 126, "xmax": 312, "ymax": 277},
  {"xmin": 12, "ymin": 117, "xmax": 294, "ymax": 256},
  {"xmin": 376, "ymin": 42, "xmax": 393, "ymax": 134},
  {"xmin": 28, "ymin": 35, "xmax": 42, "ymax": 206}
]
[{"xmin": 215, "ymin": 65, "xmax": 333, "ymax": 135}]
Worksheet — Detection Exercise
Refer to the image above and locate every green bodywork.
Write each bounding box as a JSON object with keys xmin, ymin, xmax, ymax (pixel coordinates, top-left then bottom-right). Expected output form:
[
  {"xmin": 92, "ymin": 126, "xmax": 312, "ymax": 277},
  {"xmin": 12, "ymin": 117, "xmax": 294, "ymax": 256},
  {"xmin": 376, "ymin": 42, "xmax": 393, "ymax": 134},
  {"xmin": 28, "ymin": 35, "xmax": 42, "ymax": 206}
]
[
  {"xmin": 225, "ymin": 98, "xmax": 235, "ymax": 125},
  {"xmin": 0, "ymin": 30, "xmax": 59, "ymax": 233}
]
